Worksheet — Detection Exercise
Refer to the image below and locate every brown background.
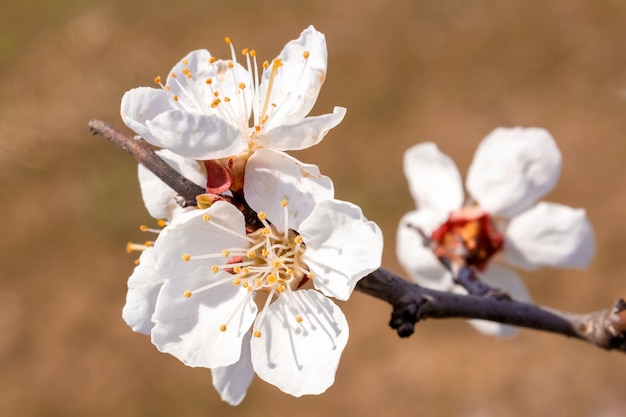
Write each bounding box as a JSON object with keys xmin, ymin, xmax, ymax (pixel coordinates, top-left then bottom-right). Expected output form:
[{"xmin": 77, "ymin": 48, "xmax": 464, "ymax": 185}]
[{"xmin": 1, "ymin": 1, "xmax": 626, "ymax": 416}]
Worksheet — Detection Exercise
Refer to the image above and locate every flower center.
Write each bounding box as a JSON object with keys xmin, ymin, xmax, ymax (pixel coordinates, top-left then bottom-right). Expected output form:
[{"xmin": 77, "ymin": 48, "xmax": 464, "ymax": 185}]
[
  {"xmin": 181, "ymin": 199, "xmax": 313, "ymax": 337},
  {"xmin": 153, "ymin": 37, "xmax": 311, "ymax": 150},
  {"xmin": 430, "ymin": 206, "xmax": 504, "ymax": 271}
]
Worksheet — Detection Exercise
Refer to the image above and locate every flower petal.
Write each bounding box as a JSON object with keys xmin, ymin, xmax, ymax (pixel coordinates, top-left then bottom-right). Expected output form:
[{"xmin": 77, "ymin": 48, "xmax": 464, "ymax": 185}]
[
  {"xmin": 122, "ymin": 248, "xmax": 163, "ymax": 335},
  {"xmin": 151, "ymin": 266, "xmax": 258, "ymax": 368},
  {"xmin": 466, "ymin": 127, "xmax": 562, "ymax": 217},
  {"xmin": 504, "ymin": 202, "xmax": 595, "ymax": 270},
  {"xmin": 250, "ymin": 289, "xmax": 349, "ymax": 396},
  {"xmin": 120, "ymin": 87, "xmax": 176, "ymax": 147},
  {"xmin": 299, "ymin": 199, "xmax": 383, "ymax": 301},
  {"xmin": 465, "ymin": 265, "xmax": 531, "ymax": 337},
  {"xmin": 167, "ymin": 50, "xmax": 252, "ymax": 122},
  {"xmin": 244, "ymin": 149, "xmax": 334, "ymax": 231},
  {"xmin": 211, "ymin": 331, "xmax": 255, "ymax": 406},
  {"xmin": 154, "ymin": 202, "xmax": 248, "ymax": 278},
  {"xmin": 262, "ymin": 107, "xmax": 346, "ymax": 151},
  {"xmin": 147, "ymin": 110, "xmax": 244, "ymax": 160},
  {"xmin": 260, "ymin": 25, "xmax": 328, "ymax": 126},
  {"xmin": 396, "ymin": 210, "xmax": 455, "ymax": 291},
  {"xmin": 403, "ymin": 143, "xmax": 464, "ymax": 214},
  {"xmin": 138, "ymin": 149, "xmax": 207, "ymax": 221}
]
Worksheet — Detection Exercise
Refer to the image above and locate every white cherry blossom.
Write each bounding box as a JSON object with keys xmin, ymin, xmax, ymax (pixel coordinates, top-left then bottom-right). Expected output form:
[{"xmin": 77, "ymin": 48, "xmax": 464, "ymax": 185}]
[
  {"xmin": 396, "ymin": 127, "xmax": 595, "ymax": 337},
  {"xmin": 120, "ymin": 26, "xmax": 346, "ymax": 160},
  {"xmin": 127, "ymin": 149, "xmax": 382, "ymax": 402}
]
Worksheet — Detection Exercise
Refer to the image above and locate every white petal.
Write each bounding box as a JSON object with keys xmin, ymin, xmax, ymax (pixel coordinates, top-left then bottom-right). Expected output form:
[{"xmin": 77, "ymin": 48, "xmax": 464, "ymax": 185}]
[
  {"xmin": 154, "ymin": 202, "xmax": 248, "ymax": 278},
  {"xmin": 466, "ymin": 127, "xmax": 562, "ymax": 217},
  {"xmin": 167, "ymin": 51, "xmax": 252, "ymax": 122},
  {"xmin": 211, "ymin": 332, "xmax": 255, "ymax": 406},
  {"xmin": 260, "ymin": 26, "xmax": 327, "ymax": 126},
  {"xmin": 299, "ymin": 199, "xmax": 383, "ymax": 301},
  {"xmin": 120, "ymin": 87, "xmax": 176, "ymax": 147},
  {"xmin": 465, "ymin": 265, "xmax": 531, "ymax": 337},
  {"xmin": 138, "ymin": 149, "xmax": 206, "ymax": 221},
  {"xmin": 396, "ymin": 210, "xmax": 455, "ymax": 291},
  {"xmin": 147, "ymin": 110, "xmax": 244, "ymax": 160},
  {"xmin": 262, "ymin": 107, "xmax": 346, "ymax": 151},
  {"xmin": 403, "ymin": 143, "xmax": 464, "ymax": 214},
  {"xmin": 250, "ymin": 289, "xmax": 349, "ymax": 397},
  {"xmin": 151, "ymin": 267, "xmax": 258, "ymax": 368},
  {"xmin": 504, "ymin": 202, "xmax": 595, "ymax": 270},
  {"xmin": 122, "ymin": 248, "xmax": 163, "ymax": 334},
  {"xmin": 244, "ymin": 149, "xmax": 334, "ymax": 231}
]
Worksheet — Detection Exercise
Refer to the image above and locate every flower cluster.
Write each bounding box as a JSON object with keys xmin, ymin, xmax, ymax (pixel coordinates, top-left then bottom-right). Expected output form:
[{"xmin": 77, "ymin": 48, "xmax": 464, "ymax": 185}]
[
  {"xmin": 396, "ymin": 127, "xmax": 595, "ymax": 336},
  {"xmin": 121, "ymin": 26, "xmax": 383, "ymax": 405}
]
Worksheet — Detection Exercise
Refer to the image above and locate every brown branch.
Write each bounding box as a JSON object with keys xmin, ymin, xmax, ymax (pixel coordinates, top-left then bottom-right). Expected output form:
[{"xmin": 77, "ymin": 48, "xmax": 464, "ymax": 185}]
[
  {"xmin": 88, "ymin": 119, "xmax": 626, "ymax": 353},
  {"xmin": 88, "ymin": 119, "xmax": 205, "ymax": 206},
  {"xmin": 355, "ymin": 268, "xmax": 626, "ymax": 352}
]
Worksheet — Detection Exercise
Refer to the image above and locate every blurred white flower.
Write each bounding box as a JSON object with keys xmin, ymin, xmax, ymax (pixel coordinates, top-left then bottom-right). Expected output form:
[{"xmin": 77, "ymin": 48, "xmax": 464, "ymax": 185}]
[
  {"xmin": 396, "ymin": 127, "xmax": 595, "ymax": 337},
  {"xmin": 124, "ymin": 149, "xmax": 382, "ymax": 404},
  {"xmin": 120, "ymin": 26, "xmax": 345, "ymax": 160}
]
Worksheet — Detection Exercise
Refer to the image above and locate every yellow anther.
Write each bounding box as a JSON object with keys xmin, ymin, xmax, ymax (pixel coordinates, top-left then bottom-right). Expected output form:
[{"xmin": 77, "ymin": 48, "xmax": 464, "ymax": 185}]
[
  {"xmin": 225, "ymin": 37, "xmax": 231, "ymax": 44},
  {"xmin": 183, "ymin": 290, "xmax": 192, "ymax": 298},
  {"xmin": 220, "ymin": 324, "xmax": 227, "ymax": 332},
  {"xmin": 214, "ymin": 91, "xmax": 220, "ymax": 97},
  {"xmin": 139, "ymin": 225, "xmax": 148, "ymax": 232},
  {"xmin": 182, "ymin": 58, "xmax": 189, "ymax": 66},
  {"xmin": 281, "ymin": 199, "xmax": 288, "ymax": 208},
  {"xmin": 262, "ymin": 228, "xmax": 271, "ymax": 237},
  {"xmin": 247, "ymin": 287, "xmax": 253, "ymax": 293},
  {"xmin": 262, "ymin": 60, "xmax": 269, "ymax": 69},
  {"xmin": 242, "ymin": 282, "xmax": 249, "ymax": 288},
  {"xmin": 247, "ymin": 250, "xmax": 256, "ymax": 258},
  {"xmin": 254, "ymin": 125, "xmax": 261, "ymax": 132},
  {"xmin": 285, "ymin": 268, "xmax": 293, "ymax": 275},
  {"xmin": 205, "ymin": 77, "xmax": 212, "ymax": 85},
  {"xmin": 232, "ymin": 277, "xmax": 241, "ymax": 286},
  {"xmin": 250, "ymin": 49, "xmax": 256, "ymax": 57},
  {"xmin": 303, "ymin": 51, "xmax": 310, "ymax": 59},
  {"xmin": 261, "ymin": 248, "xmax": 269, "ymax": 257},
  {"xmin": 144, "ymin": 241, "xmax": 153, "ymax": 247},
  {"xmin": 173, "ymin": 95, "xmax": 179, "ymax": 102},
  {"xmin": 241, "ymin": 48, "xmax": 249, "ymax": 55},
  {"xmin": 307, "ymin": 273, "xmax": 315, "ymax": 280},
  {"xmin": 239, "ymin": 82, "xmax": 246, "ymax": 89},
  {"xmin": 222, "ymin": 249, "xmax": 230, "ymax": 257},
  {"xmin": 126, "ymin": 242, "xmax": 137, "ymax": 253},
  {"xmin": 294, "ymin": 235, "xmax": 303, "ymax": 244},
  {"xmin": 253, "ymin": 330, "xmax": 262, "ymax": 338},
  {"xmin": 203, "ymin": 214, "xmax": 211, "ymax": 222},
  {"xmin": 211, "ymin": 265, "xmax": 220, "ymax": 273},
  {"xmin": 154, "ymin": 75, "xmax": 162, "ymax": 84},
  {"xmin": 182, "ymin": 68, "xmax": 192, "ymax": 78},
  {"xmin": 253, "ymin": 278, "xmax": 262, "ymax": 287},
  {"xmin": 224, "ymin": 97, "xmax": 231, "ymax": 102},
  {"xmin": 233, "ymin": 266, "xmax": 242, "ymax": 274},
  {"xmin": 242, "ymin": 267, "xmax": 250, "ymax": 274},
  {"xmin": 157, "ymin": 219, "xmax": 167, "ymax": 227},
  {"xmin": 170, "ymin": 72, "xmax": 177, "ymax": 78},
  {"xmin": 165, "ymin": 85, "xmax": 171, "ymax": 91},
  {"xmin": 209, "ymin": 56, "xmax": 216, "ymax": 64},
  {"xmin": 211, "ymin": 98, "xmax": 221, "ymax": 108},
  {"xmin": 258, "ymin": 212, "xmax": 267, "ymax": 220},
  {"xmin": 182, "ymin": 253, "xmax": 191, "ymax": 262},
  {"xmin": 296, "ymin": 315, "xmax": 303, "ymax": 323},
  {"xmin": 272, "ymin": 260, "xmax": 281, "ymax": 268},
  {"xmin": 272, "ymin": 58, "xmax": 283, "ymax": 68},
  {"xmin": 134, "ymin": 258, "xmax": 140, "ymax": 266},
  {"xmin": 268, "ymin": 275, "xmax": 277, "ymax": 284},
  {"xmin": 277, "ymin": 285, "xmax": 286, "ymax": 293},
  {"xmin": 227, "ymin": 61, "xmax": 234, "ymax": 69}
]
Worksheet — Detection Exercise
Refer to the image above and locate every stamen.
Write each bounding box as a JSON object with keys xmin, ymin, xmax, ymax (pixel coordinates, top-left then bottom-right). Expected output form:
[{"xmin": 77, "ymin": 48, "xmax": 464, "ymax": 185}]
[
  {"xmin": 303, "ymin": 51, "xmax": 310, "ymax": 59},
  {"xmin": 183, "ymin": 290, "xmax": 192, "ymax": 298},
  {"xmin": 220, "ymin": 324, "xmax": 227, "ymax": 332},
  {"xmin": 182, "ymin": 253, "xmax": 191, "ymax": 262}
]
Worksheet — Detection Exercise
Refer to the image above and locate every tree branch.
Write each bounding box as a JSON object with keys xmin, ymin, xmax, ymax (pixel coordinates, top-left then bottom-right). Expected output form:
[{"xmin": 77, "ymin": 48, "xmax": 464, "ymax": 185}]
[
  {"xmin": 88, "ymin": 119, "xmax": 205, "ymax": 206},
  {"xmin": 88, "ymin": 119, "xmax": 626, "ymax": 353},
  {"xmin": 355, "ymin": 268, "xmax": 626, "ymax": 352}
]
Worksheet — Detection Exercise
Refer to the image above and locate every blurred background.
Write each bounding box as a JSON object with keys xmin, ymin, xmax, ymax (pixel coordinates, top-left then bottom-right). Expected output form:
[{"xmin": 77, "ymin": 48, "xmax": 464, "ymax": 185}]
[{"xmin": 1, "ymin": 0, "xmax": 626, "ymax": 416}]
